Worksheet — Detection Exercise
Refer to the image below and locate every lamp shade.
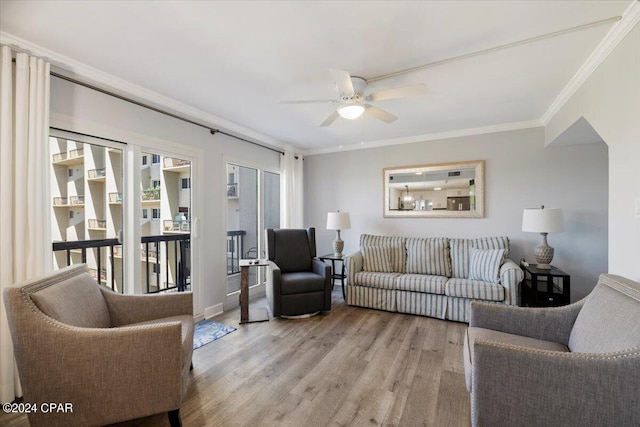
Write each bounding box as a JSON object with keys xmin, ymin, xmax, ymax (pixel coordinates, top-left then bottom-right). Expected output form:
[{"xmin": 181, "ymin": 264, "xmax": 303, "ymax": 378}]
[
  {"xmin": 522, "ymin": 207, "xmax": 564, "ymax": 233},
  {"xmin": 326, "ymin": 212, "xmax": 351, "ymax": 230}
]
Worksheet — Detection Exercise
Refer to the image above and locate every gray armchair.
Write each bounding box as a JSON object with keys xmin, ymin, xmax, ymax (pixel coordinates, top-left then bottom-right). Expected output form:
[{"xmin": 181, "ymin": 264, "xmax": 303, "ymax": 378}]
[
  {"xmin": 266, "ymin": 227, "xmax": 332, "ymax": 317},
  {"xmin": 464, "ymin": 274, "xmax": 640, "ymax": 427},
  {"xmin": 3, "ymin": 264, "xmax": 193, "ymax": 427}
]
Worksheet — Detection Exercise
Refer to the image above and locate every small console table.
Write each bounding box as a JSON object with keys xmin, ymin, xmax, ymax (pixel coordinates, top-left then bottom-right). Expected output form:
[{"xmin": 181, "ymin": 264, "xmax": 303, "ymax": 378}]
[
  {"xmin": 520, "ymin": 262, "xmax": 570, "ymax": 307},
  {"xmin": 239, "ymin": 259, "xmax": 270, "ymax": 324},
  {"xmin": 318, "ymin": 253, "xmax": 346, "ymax": 300}
]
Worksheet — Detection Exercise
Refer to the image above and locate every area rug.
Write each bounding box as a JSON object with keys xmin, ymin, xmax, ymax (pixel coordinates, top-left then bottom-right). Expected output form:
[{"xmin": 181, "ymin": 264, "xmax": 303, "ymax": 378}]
[{"xmin": 193, "ymin": 319, "xmax": 236, "ymax": 349}]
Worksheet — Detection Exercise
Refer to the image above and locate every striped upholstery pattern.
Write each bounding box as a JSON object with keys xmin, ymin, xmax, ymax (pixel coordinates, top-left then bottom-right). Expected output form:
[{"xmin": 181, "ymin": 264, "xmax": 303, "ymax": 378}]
[
  {"xmin": 396, "ymin": 291, "xmax": 447, "ymax": 319},
  {"xmin": 362, "ymin": 246, "xmax": 393, "ymax": 273},
  {"xmin": 353, "ymin": 271, "xmax": 401, "ymax": 290},
  {"xmin": 396, "ymin": 274, "xmax": 447, "ymax": 294},
  {"xmin": 345, "ymin": 251, "xmax": 363, "ymax": 287},
  {"xmin": 347, "ymin": 285, "xmax": 396, "ymax": 311},
  {"xmin": 450, "ymin": 236, "xmax": 510, "ymax": 279},
  {"xmin": 445, "ymin": 278, "xmax": 505, "ymax": 301},
  {"xmin": 500, "ymin": 259, "xmax": 524, "ymax": 306},
  {"xmin": 406, "ymin": 237, "xmax": 451, "ymax": 277},
  {"xmin": 468, "ymin": 248, "xmax": 505, "ymax": 283},
  {"xmin": 446, "ymin": 296, "xmax": 472, "ymax": 323},
  {"xmin": 360, "ymin": 235, "xmax": 407, "ymax": 273}
]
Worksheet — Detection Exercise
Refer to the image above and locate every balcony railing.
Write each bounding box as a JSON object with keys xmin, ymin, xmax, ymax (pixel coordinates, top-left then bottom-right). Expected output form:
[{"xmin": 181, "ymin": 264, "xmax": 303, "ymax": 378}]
[
  {"xmin": 163, "ymin": 157, "xmax": 190, "ymax": 169},
  {"xmin": 52, "ymin": 149, "xmax": 84, "ymax": 162},
  {"xmin": 53, "ymin": 196, "xmax": 68, "ymax": 206},
  {"xmin": 53, "ymin": 233, "xmax": 190, "ymax": 294},
  {"xmin": 69, "ymin": 148, "xmax": 83, "ymax": 158},
  {"xmin": 88, "ymin": 219, "xmax": 106, "ymax": 229},
  {"xmin": 69, "ymin": 195, "xmax": 85, "ymax": 205},
  {"xmin": 227, "ymin": 230, "xmax": 246, "ymax": 275},
  {"xmin": 163, "ymin": 220, "xmax": 190, "ymax": 232},
  {"xmin": 109, "ymin": 192, "xmax": 122, "ymax": 203},
  {"xmin": 87, "ymin": 168, "xmax": 106, "ymax": 179},
  {"xmin": 52, "ymin": 152, "xmax": 67, "ymax": 162}
]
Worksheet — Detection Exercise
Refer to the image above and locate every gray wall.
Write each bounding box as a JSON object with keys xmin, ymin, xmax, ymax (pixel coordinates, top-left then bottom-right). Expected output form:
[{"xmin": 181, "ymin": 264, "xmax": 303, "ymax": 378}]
[{"xmin": 304, "ymin": 127, "xmax": 608, "ymax": 301}]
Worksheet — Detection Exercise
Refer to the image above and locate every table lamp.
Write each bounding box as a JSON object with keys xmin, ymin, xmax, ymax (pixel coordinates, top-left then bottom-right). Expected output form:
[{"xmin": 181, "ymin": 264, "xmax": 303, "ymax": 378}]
[
  {"xmin": 326, "ymin": 211, "xmax": 351, "ymax": 257},
  {"xmin": 522, "ymin": 205, "xmax": 564, "ymax": 269}
]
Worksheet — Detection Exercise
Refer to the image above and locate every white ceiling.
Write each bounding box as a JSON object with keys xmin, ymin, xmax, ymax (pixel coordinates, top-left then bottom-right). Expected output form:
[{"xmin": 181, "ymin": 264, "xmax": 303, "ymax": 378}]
[{"xmin": 0, "ymin": 1, "xmax": 634, "ymax": 153}]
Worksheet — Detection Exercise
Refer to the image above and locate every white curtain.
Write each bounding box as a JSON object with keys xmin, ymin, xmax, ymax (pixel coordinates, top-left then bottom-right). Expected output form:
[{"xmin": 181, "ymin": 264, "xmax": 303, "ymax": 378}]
[
  {"xmin": 0, "ymin": 46, "xmax": 51, "ymax": 403},
  {"xmin": 280, "ymin": 150, "xmax": 304, "ymax": 228}
]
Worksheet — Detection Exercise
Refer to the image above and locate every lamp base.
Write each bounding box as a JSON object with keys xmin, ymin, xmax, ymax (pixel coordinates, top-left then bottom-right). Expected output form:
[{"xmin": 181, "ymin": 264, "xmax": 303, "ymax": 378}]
[
  {"xmin": 333, "ymin": 230, "xmax": 344, "ymax": 257},
  {"xmin": 534, "ymin": 232, "xmax": 554, "ymax": 270}
]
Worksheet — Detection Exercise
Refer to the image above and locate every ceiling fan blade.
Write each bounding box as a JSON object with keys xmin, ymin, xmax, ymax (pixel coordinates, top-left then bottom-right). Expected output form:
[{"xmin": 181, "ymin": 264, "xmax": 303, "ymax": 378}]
[
  {"xmin": 281, "ymin": 99, "xmax": 337, "ymax": 104},
  {"xmin": 367, "ymin": 84, "xmax": 427, "ymax": 102},
  {"xmin": 364, "ymin": 106, "xmax": 398, "ymax": 123},
  {"xmin": 330, "ymin": 69, "xmax": 355, "ymax": 95},
  {"xmin": 319, "ymin": 110, "xmax": 340, "ymax": 127}
]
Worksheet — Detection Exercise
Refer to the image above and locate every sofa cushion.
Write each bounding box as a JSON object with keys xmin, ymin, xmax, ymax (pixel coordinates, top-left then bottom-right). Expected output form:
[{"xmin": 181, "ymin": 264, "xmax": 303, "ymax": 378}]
[
  {"xmin": 469, "ymin": 248, "xmax": 505, "ymax": 283},
  {"xmin": 568, "ymin": 274, "xmax": 640, "ymax": 353},
  {"xmin": 451, "ymin": 237, "xmax": 510, "ymax": 279},
  {"xmin": 446, "ymin": 278, "xmax": 505, "ymax": 301},
  {"xmin": 361, "ymin": 234, "xmax": 407, "ymax": 273},
  {"xmin": 464, "ymin": 327, "xmax": 569, "ymax": 392},
  {"xmin": 406, "ymin": 237, "xmax": 451, "ymax": 277},
  {"xmin": 362, "ymin": 245, "xmax": 393, "ymax": 273},
  {"xmin": 353, "ymin": 271, "xmax": 401, "ymax": 290},
  {"xmin": 29, "ymin": 271, "xmax": 111, "ymax": 328},
  {"xmin": 397, "ymin": 274, "xmax": 447, "ymax": 294}
]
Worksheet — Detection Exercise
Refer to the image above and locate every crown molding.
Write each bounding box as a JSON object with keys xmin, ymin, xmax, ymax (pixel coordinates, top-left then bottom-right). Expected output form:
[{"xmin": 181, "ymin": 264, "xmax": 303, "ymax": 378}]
[
  {"xmin": 540, "ymin": 1, "xmax": 640, "ymax": 125},
  {"xmin": 0, "ymin": 32, "xmax": 295, "ymax": 153},
  {"xmin": 303, "ymin": 119, "xmax": 543, "ymax": 156}
]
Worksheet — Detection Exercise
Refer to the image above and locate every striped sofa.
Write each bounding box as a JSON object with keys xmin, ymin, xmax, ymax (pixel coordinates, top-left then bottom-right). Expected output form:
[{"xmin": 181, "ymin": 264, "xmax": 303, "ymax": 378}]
[{"xmin": 344, "ymin": 234, "xmax": 524, "ymax": 323}]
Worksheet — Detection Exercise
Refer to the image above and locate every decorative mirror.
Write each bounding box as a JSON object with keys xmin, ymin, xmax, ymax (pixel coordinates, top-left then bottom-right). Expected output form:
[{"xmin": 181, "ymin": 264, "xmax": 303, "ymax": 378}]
[{"xmin": 383, "ymin": 160, "xmax": 485, "ymax": 218}]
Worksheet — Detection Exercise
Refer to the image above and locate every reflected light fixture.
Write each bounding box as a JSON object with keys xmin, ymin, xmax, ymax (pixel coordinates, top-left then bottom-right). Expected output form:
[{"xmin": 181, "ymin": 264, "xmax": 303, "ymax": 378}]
[
  {"xmin": 402, "ymin": 185, "xmax": 415, "ymax": 208},
  {"xmin": 338, "ymin": 102, "xmax": 365, "ymax": 120}
]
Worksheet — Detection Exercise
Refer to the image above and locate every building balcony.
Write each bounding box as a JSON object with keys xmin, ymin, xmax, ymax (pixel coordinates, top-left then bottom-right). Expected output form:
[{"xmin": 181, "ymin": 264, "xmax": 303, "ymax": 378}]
[
  {"xmin": 52, "ymin": 196, "xmax": 68, "ymax": 206},
  {"xmin": 52, "ymin": 148, "xmax": 84, "ymax": 165},
  {"xmin": 69, "ymin": 195, "xmax": 85, "ymax": 205},
  {"xmin": 87, "ymin": 168, "xmax": 106, "ymax": 181},
  {"xmin": 109, "ymin": 192, "xmax": 122, "ymax": 203},
  {"xmin": 163, "ymin": 220, "xmax": 190, "ymax": 233},
  {"xmin": 141, "ymin": 187, "xmax": 160, "ymax": 201},
  {"xmin": 88, "ymin": 219, "xmax": 106, "ymax": 230},
  {"xmin": 162, "ymin": 157, "xmax": 190, "ymax": 172}
]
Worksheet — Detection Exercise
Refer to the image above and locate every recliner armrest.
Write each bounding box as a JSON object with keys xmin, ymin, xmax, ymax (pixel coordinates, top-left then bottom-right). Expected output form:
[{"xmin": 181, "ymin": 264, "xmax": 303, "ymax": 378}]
[
  {"xmin": 312, "ymin": 258, "xmax": 330, "ymax": 280},
  {"xmin": 469, "ymin": 299, "xmax": 585, "ymax": 345}
]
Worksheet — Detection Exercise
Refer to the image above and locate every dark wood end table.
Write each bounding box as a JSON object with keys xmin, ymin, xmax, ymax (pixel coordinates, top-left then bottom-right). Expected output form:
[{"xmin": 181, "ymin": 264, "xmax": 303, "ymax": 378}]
[{"xmin": 318, "ymin": 254, "xmax": 347, "ymax": 300}]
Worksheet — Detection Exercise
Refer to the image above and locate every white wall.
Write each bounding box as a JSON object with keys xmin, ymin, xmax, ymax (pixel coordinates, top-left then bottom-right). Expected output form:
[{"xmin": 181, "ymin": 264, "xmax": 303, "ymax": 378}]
[
  {"xmin": 304, "ymin": 127, "xmax": 608, "ymax": 301},
  {"xmin": 546, "ymin": 24, "xmax": 640, "ymax": 281},
  {"xmin": 50, "ymin": 76, "xmax": 281, "ymax": 317}
]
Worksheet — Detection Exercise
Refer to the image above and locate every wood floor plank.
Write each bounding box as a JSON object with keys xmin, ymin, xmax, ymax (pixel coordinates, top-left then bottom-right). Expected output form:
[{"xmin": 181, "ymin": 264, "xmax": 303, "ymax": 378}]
[{"xmin": 0, "ymin": 291, "xmax": 472, "ymax": 427}]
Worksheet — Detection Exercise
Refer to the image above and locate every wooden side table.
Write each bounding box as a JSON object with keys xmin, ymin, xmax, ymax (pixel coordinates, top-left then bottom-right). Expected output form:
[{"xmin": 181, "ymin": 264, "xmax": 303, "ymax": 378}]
[
  {"xmin": 239, "ymin": 259, "xmax": 270, "ymax": 324},
  {"xmin": 520, "ymin": 262, "xmax": 570, "ymax": 307},
  {"xmin": 318, "ymin": 254, "xmax": 346, "ymax": 300}
]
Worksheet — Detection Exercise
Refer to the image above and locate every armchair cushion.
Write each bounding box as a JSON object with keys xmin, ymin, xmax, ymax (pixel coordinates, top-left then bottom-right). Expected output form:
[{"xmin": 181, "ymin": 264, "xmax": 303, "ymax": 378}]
[
  {"xmin": 29, "ymin": 269, "xmax": 111, "ymax": 328},
  {"xmin": 281, "ymin": 272, "xmax": 326, "ymax": 295}
]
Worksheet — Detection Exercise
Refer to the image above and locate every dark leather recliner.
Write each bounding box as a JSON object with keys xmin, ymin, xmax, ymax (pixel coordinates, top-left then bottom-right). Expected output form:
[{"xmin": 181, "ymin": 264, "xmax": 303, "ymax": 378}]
[{"xmin": 266, "ymin": 227, "xmax": 332, "ymax": 317}]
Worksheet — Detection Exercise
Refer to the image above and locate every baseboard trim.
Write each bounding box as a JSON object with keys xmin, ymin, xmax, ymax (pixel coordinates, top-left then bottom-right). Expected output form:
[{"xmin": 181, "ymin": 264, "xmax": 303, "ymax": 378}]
[{"xmin": 203, "ymin": 303, "xmax": 224, "ymax": 319}]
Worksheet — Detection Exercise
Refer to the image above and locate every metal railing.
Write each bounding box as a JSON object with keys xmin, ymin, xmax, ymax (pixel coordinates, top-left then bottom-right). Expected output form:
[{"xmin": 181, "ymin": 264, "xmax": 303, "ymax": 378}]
[
  {"xmin": 69, "ymin": 195, "xmax": 85, "ymax": 205},
  {"xmin": 227, "ymin": 230, "xmax": 246, "ymax": 275},
  {"xmin": 52, "ymin": 233, "xmax": 190, "ymax": 294},
  {"xmin": 53, "ymin": 196, "xmax": 68, "ymax": 206},
  {"xmin": 88, "ymin": 219, "xmax": 107, "ymax": 229},
  {"xmin": 109, "ymin": 192, "xmax": 122, "ymax": 203}
]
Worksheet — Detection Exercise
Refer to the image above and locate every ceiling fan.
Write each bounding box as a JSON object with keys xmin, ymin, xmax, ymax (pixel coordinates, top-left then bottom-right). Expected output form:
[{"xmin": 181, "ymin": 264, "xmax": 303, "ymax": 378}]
[{"xmin": 282, "ymin": 69, "xmax": 426, "ymax": 127}]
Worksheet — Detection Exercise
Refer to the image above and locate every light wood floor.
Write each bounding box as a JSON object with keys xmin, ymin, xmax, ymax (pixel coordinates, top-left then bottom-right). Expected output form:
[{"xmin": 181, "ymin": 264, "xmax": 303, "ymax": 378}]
[{"xmin": 1, "ymin": 290, "xmax": 471, "ymax": 427}]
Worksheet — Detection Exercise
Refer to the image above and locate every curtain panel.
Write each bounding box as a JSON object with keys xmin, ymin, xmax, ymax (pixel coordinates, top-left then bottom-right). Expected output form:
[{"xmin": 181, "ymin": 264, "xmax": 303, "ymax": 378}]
[
  {"xmin": 0, "ymin": 45, "xmax": 51, "ymax": 403},
  {"xmin": 280, "ymin": 151, "xmax": 304, "ymax": 228}
]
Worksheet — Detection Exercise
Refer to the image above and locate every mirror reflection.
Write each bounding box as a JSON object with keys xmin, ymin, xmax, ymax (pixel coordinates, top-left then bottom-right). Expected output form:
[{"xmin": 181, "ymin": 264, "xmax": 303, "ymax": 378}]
[{"xmin": 383, "ymin": 160, "xmax": 484, "ymax": 218}]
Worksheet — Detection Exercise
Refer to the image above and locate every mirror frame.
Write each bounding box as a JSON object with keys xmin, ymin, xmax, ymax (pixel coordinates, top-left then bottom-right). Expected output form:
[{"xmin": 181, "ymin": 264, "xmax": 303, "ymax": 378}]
[{"xmin": 383, "ymin": 160, "xmax": 485, "ymax": 218}]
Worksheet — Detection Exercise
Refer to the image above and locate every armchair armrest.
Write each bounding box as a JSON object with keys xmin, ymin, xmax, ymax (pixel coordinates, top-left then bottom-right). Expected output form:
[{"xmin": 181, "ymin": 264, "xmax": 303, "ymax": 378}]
[
  {"xmin": 344, "ymin": 251, "xmax": 363, "ymax": 286},
  {"xmin": 472, "ymin": 341, "xmax": 640, "ymax": 426},
  {"xmin": 499, "ymin": 259, "xmax": 524, "ymax": 305},
  {"xmin": 469, "ymin": 299, "xmax": 584, "ymax": 345},
  {"xmin": 100, "ymin": 288, "xmax": 193, "ymax": 326},
  {"xmin": 312, "ymin": 258, "xmax": 331, "ymax": 280}
]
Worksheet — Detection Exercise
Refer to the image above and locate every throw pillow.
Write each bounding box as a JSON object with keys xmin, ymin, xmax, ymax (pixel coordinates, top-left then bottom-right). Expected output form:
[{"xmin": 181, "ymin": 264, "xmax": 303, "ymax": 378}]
[
  {"xmin": 363, "ymin": 246, "xmax": 393, "ymax": 273},
  {"xmin": 406, "ymin": 237, "xmax": 452, "ymax": 277},
  {"xmin": 468, "ymin": 248, "xmax": 505, "ymax": 283}
]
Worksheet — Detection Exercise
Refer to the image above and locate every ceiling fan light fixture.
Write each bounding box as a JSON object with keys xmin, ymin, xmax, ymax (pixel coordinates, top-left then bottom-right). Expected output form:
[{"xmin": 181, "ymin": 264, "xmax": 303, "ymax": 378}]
[{"xmin": 338, "ymin": 103, "xmax": 365, "ymax": 120}]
